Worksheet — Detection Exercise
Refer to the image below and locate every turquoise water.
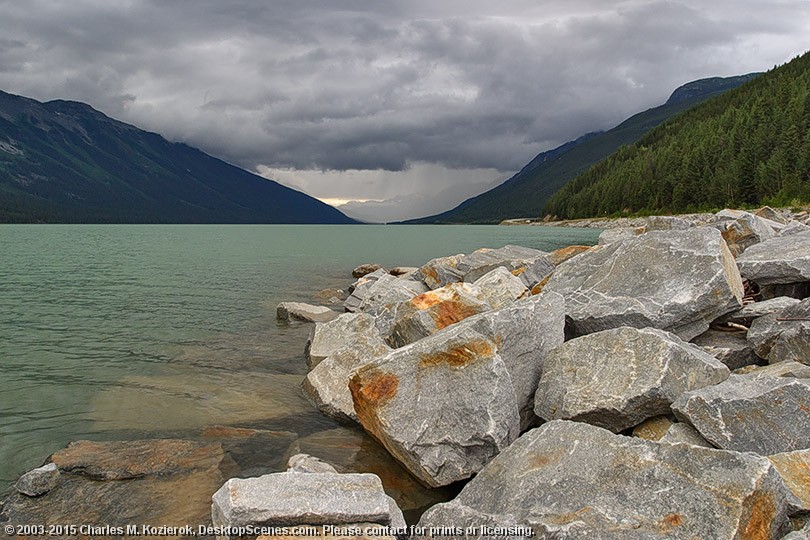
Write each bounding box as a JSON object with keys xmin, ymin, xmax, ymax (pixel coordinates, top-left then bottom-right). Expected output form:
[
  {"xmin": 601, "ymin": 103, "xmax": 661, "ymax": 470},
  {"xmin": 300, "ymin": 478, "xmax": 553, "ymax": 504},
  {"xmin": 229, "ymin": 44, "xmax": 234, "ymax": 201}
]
[{"xmin": 0, "ymin": 224, "xmax": 600, "ymax": 494}]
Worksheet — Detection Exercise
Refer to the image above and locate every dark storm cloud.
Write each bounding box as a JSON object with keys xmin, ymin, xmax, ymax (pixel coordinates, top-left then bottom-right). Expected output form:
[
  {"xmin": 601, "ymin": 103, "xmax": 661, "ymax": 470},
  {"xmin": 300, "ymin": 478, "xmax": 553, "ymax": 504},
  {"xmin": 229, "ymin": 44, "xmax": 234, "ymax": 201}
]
[{"xmin": 0, "ymin": 0, "xmax": 808, "ymax": 203}]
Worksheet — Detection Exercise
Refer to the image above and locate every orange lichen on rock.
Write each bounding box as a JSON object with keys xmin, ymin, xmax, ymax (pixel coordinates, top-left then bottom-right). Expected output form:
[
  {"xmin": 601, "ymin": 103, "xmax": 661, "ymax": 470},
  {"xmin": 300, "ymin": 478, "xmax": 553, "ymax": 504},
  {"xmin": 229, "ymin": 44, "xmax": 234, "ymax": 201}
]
[
  {"xmin": 549, "ymin": 245, "xmax": 590, "ymax": 266},
  {"xmin": 531, "ymin": 274, "xmax": 552, "ymax": 295},
  {"xmin": 430, "ymin": 299, "xmax": 483, "ymax": 329},
  {"xmin": 740, "ymin": 492, "xmax": 777, "ymax": 540},
  {"xmin": 418, "ymin": 340, "xmax": 494, "ymax": 368},
  {"xmin": 410, "ymin": 289, "xmax": 448, "ymax": 310}
]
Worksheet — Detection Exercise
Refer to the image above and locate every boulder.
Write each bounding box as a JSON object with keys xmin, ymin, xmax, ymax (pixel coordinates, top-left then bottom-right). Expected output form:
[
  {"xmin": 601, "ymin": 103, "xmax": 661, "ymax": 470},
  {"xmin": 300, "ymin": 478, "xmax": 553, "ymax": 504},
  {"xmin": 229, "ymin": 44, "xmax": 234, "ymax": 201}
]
[
  {"xmin": 211, "ymin": 472, "xmax": 394, "ymax": 531},
  {"xmin": 769, "ymin": 449, "xmax": 810, "ymax": 513},
  {"xmin": 349, "ymin": 325, "xmax": 520, "ymax": 488},
  {"xmin": 457, "ymin": 245, "xmax": 548, "ymax": 283},
  {"xmin": 691, "ymin": 329, "xmax": 759, "ymax": 370},
  {"xmin": 717, "ymin": 296, "xmax": 801, "ymax": 325},
  {"xmin": 352, "ymin": 263, "xmax": 385, "ymax": 278},
  {"xmin": 471, "ymin": 266, "xmax": 527, "ymax": 309},
  {"xmin": 545, "ymin": 228, "xmax": 743, "ymax": 340},
  {"xmin": 672, "ymin": 374, "xmax": 810, "ymax": 455},
  {"xmin": 645, "ymin": 215, "xmax": 693, "ymax": 230},
  {"xmin": 721, "ymin": 213, "xmax": 775, "ymax": 256},
  {"xmin": 287, "ymin": 453, "xmax": 338, "ymax": 474},
  {"xmin": 417, "ymin": 420, "xmax": 793, "ymax": 539},
  {"xmin": 277, "ymin": 302, "xmax": 339, "ymax": 323},
  {"xmin": 344, "ymin": 268, "xmax": 388, "ymax": 312},
  {"xmin": 515, "ymin": 256, "xmax": 555, "ymax": 291},
  {"xmin": 756, "ymin": 206, "xmax": 790, "ymax": 224},
  {"xmin": 466, "ymin": 292, "xmax": 566, "ymax": 428},
  {"xmin": 15, "ymin": 463, "xmax": 60, "ymax": 497},
  {"xmin": 659, "ymin": 423, "xmax": 713, "ymax": 447},
  {"xmin": 747, "ymin": 298, "xmax": 810, "ymax": 364},
  {"xmin": 387, "ymin": 283, "xmax": 491, "ymax": 348},
  {"xmin": 736, "ymin": 230, "xmax": 810, "ymax": 285},
  {"xmin": 389, "ymin": 266, "xmax": 418, "ymax": 277},
  {"xmin": 303, "ymin": 333, "xmax": 392, "ymax": 422},
  {"xmin": 779, "ymin": 221, "xmax": 810, "ymax": 237},
  {"xmin": 716, "ymin": 208, "xmax": 750, "ymax": 220},
  {"xmin": 534, "ymin": 327, "xmax": 730, "ymax": 432},
  {"xmin": 356, "ymin": 274, "xmax": 428, "ymax": 336},
  {"xmin": 547, "ymin": 245, "xmax": 592, "ymax": 266},
  {"xmin": 631, "ymin": 415, "xmax": 674, "ymax": 441},
  {"xmin": 734, "ymin": 360, "xmax": 810, "ymax": 379},
  {"xmin": 418, "ymin": 254, "xmax": 465, "ymax": 289},
  {"xmin": 597, "ymin": 226, "xmax": 645, "ymax": 245},
  {"xmin": 783, "ymin": 523, "xmax": 810, "ymax": 540},
  {"xmin": 305, "ymin": 313, "xmax": 381, "ymax": 369}
]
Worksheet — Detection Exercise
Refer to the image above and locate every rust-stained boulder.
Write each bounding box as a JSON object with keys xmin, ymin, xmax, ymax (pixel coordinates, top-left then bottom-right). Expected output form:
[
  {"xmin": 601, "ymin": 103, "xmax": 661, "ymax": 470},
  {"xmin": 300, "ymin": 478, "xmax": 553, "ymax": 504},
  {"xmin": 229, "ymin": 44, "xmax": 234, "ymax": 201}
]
[
  {"xmin": 471, "ymin": 266, "xmax": 527, "ymax": 309},
  {"xmin": 721, "ymin": 212, "xmax": 775, "ymax": 256},
  {"xmin": 303, "ymin": 333, "xmax": 392, "ymax": 422},
  {"xmin": 387, "ymin": 283, "xmax": 490, "ymax": 348},
  {"xmin": 356, "ymin": 274, "xmax": 428, "ymax": 336},
  {"xmin": 418, "ymin": 254, "xmax": 465, "ymax": 289},
  {"xmin": 417, "ymin": 420, "xmax": 793, "ymax": 539},
  {"xmin": 545, "ymin": 228, "xmax": 743, "ymax": 340},
  {"xmin": 534, "ymin": 327, "xmax": 730, "ymax": 432},
  {"xmin": 349, "ymin": 325, "xmax": 519, "ymax": 488},
  {"xmin": 672, "ymin": 374, "xmax": 810, "ymax": 455},
  {"xmin": 769, "ymin": 449, "xmax": 810, "ymax": 514}
]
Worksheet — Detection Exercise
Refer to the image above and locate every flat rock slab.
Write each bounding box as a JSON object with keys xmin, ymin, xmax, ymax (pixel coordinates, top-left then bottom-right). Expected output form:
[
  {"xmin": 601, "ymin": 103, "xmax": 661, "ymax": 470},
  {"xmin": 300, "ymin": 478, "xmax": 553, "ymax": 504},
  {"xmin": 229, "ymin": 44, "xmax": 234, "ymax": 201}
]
[
  {"xmin": 672, "ymin": 374, "xmax": 810, "ymax": 455},
  {"xmin": 535, "ymin": 327, "xmax": 729, "ymax": 432},
  {"xmin": 277, "ymin": 302, "xmax": 339, "ymax": 323},
  {"xmin": 212, "ymin": 472, "xmax": 392, "ymax": 529},
  {"xmin": 736, "ymin": 230, "xmax": 810, "ymax": 285},
  {"xmin": 349, "ymin": 325, "xmax": 520, "ymax": 487},
  {"xmin": 747, "ymin": 298, "xmax": 810, "ymax": 365},
  {"xmin": 417, "ymin": 420, "xmax": 793, "ymax": 539},
  {"xmin": 1, "ymin": 439, "xmax": 231, "ymax": 538},
  {"xmin": 545, "ymin": 228, "xmax": 743, "ymax": 340}
]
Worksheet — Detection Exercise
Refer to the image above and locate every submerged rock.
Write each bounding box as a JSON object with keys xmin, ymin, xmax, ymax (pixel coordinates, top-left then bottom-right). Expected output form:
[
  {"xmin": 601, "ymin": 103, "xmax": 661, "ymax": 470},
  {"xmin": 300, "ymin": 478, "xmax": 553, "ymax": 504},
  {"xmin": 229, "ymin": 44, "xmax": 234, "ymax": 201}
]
[
  {"xmin": 286, "ymin": 453, "xmax": 338, "ymax": 474},
  {"xmin": 545, "ymin": 228, "xmax": 743, "ymax": 340},
  {"xmin": 277, "ymin": 302, "xmax": 339, "ymax": 323},
  {"xmin": 417, "ymin": 420, "xmax": 793, "ymax": 539},
  {"xmin": 672, "ymin": 374, "xmax": 810, "ymax": 455},
  {"xmin": 349, "ymin": 325, "xmax": 519, "ymax": 488},
  {"xmin": 15, "ymin": 463, "xmax": 60, "ymax": 497},
  {"xmin": 534, "ymin": 327, "xmax": 730, "ymax": 432},
  {"xmin": 736, "ymin": 230, "xmax": 810, "ymax": 285},
  {"xmin": 747, "ymin": 298, "xmax": 810, "ymax": 364}
]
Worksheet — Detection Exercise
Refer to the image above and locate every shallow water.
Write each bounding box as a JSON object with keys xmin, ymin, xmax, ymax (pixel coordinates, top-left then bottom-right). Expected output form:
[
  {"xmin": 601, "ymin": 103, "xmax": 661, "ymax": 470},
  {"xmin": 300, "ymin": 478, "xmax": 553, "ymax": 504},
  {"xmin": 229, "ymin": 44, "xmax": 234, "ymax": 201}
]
[{"xmin": 0, "ymin": 224, "xmax": 600, "ymax": 497}]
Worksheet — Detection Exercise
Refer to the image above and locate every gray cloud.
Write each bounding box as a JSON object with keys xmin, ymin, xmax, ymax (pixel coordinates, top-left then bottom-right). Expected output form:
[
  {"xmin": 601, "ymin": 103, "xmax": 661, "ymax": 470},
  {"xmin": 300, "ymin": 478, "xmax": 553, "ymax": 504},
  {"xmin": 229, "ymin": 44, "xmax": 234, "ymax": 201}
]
[{"xmin": 1, "ymin": 0, "xmax": 808, "ymax": 212}]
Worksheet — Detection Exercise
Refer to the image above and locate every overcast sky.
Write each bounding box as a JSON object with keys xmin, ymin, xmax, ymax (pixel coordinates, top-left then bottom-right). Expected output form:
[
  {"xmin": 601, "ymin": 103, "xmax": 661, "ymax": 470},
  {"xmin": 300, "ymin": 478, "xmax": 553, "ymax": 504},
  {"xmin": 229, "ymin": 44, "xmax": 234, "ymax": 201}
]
[{"xmin": 1, "ymin": 1, "xmax": 808, "ymax": 215}]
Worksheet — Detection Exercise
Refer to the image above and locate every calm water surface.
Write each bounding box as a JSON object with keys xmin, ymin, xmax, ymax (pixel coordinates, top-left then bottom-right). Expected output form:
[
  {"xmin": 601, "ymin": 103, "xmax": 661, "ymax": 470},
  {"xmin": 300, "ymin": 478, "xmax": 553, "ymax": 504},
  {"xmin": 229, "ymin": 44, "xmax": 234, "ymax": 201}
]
[{"xmin": 0, "ymin": 224, "xmax": 600, "ymax": 495}]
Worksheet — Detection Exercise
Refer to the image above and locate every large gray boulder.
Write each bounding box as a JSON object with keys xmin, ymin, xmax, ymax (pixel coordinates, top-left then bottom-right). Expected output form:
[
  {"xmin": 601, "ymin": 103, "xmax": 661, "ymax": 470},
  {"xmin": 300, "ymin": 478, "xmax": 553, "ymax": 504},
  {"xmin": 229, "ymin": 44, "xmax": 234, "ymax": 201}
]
[
  {"xmin": 779, "ymin": 220, "xmax": 810, "ymax": 237},
  {"xmin": 305, "ymin": 313, "xmax": 381, "ymax": 369},
  {"xmin": 277, "ymin": 302, "xmax": 339, "ymax": 323},
  {"xmin": 721, "ymin": 212, "xmax": 775, "ymax": 256},
  {"xmin": 466, "ymin": 292, "xmax": 566, "ymax": 429},
  {"xmin": 534, "ymin": 327, "xmax": 730, "ymax": 432},
  {"xmin": 344, "ymin": 268, "xmax": 388, "ymax": 312},
  {"xmin": 717, "ymin": 296, "xmax": 801, "ymax": 325},
  {"xmin": 691, "ymin": 329, "xmax": 759, "ymax": 370},
  {"xmin": 211, "ymin": 472, "xmax": 395, "ymax": 536},
  {"xmin": 303, "ymin": 333, "xmax": 392, "ymax": 422},
  {"xmin": 417, "ymin": 420, "xmax": 793, "ymax": 539},
  {"xmin": 348, "ymin": 325, "xmax": 519, "ymax": 488},
  {"xmin": 356, "ymin": 274, "xmax": 428, "ymax": 336},
  {"xmin": 387, "ymin": 283, "xmax": 491, "ymax": 348},
  {"xmin": 471, "ymin": 266, "xmax": 527, "ymax": 309},
  {"xmin": 736, "ymin": 230, "xmax": 810, "ymax": 285},
  {"xmin": 598, "ymin": 226, "xmax": 645, "ymax": 245},
  {"xmin": 747, "ymin": 298, "xmax": 810, "ymax": 364},
  {"xmin": 457, "ymin": 245, "xmax": 548, "ymax": 283},
  {"xmin": 418, "ymin": 254, "xmax": 465, "ymax": 289},
  {"xmin": 545, "ymin": 228, "xmax": 743, "ymax": 340},
  {"xmin": 672, "ymin": 374, "xmax": 810, "ymax": 455}
]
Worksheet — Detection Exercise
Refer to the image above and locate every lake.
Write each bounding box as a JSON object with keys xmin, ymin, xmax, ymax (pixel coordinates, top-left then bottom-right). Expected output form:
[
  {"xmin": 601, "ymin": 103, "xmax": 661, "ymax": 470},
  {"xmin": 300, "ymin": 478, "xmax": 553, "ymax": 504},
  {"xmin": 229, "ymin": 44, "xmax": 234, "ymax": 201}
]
[{"xmin": 0, "ymin": 224, "xmax": 600, "ymax": 499}]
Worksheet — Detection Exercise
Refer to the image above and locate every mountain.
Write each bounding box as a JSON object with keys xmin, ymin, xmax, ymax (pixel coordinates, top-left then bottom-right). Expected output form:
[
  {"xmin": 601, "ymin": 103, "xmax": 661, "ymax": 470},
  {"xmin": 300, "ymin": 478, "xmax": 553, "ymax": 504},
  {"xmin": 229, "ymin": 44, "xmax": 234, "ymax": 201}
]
[
  {"xmin": 0, "ymin": 90, "xmax": 355, "ymax": 223},
  {"xmin": 407, "ymin": 73, "xmax": 759, "ymax": 224},
  {"xmin": 337, "ymin": 179, "xmax": 501, "ymax": 223},
  {"xmin": 545, "ymin": 53, "xmax": 809, "ymax": 219}
]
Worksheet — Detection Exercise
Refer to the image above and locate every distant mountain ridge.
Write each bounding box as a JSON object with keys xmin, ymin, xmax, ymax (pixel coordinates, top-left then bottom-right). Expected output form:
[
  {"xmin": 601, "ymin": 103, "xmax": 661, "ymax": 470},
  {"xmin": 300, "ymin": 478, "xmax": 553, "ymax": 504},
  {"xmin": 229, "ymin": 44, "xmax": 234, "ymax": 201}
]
[
  {"xmin": 0, "ymin": 90, "xmax": 355, "ymax": 223},
  {"xmin": 545, "ymin": 53, "xmax": 810, "ymax": 218},
  {"xmin": 407, "ymin": 73, "xmax": 760, "ymax": 224}
]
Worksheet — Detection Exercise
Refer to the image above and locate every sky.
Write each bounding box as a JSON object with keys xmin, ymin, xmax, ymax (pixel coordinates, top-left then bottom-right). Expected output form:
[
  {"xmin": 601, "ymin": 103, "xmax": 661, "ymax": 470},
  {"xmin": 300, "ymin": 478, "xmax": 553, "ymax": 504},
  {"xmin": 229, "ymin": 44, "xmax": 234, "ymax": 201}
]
[{"xmin": 1, "ymin": 0, "xmax": 808, "ymax": 220}]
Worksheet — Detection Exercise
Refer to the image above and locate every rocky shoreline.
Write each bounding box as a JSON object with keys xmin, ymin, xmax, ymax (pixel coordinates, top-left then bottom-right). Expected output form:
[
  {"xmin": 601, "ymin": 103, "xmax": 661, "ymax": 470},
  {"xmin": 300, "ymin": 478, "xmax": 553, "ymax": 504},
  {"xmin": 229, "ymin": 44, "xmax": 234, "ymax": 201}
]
[{"xmin": 3, "ymin": 207, "xmax": 810, "ymax": 539}]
